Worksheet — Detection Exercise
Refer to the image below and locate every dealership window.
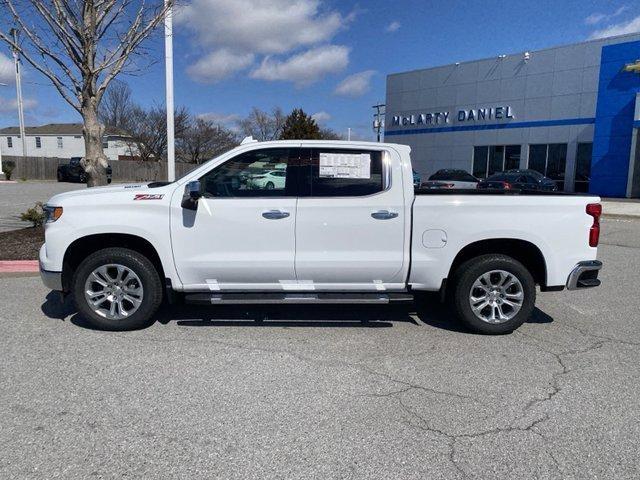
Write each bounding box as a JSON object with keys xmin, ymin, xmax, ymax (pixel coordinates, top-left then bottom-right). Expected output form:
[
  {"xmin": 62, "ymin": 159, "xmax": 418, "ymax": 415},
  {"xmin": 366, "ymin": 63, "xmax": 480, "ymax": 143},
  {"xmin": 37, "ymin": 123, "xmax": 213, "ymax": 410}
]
[
  {"xmin": 6, "ymin": 137, "xmax": 12, "ymax": 148},
  {"xmin": 102, "ymin": 137, "xmax": 109, "ymax": 149},
  {"xmin": 574, "ymin": 143, "xmax": 592, "ymax": 193},
  {"xmin": 472, "ymin": 145, "xmax": 521, "ymax": 178},
  {"xmin": 57, "ymin": 136, "xmax": 63, "ymax": 149},
  {"xmin": 528, "ymin": 144, "xmax": 567, "ymax": 190},
  {"xmin": 35, "ymin": 136, "xmax": 41, "ymax": 148}
]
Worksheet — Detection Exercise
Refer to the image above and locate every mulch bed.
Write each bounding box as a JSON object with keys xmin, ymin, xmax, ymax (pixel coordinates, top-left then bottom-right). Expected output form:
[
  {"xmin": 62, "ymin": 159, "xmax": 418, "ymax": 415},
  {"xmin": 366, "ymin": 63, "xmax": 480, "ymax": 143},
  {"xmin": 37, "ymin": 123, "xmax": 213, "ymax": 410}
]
[{"xmin": 0, "ymin": 226, "xmax": 44, "ymax": 260}]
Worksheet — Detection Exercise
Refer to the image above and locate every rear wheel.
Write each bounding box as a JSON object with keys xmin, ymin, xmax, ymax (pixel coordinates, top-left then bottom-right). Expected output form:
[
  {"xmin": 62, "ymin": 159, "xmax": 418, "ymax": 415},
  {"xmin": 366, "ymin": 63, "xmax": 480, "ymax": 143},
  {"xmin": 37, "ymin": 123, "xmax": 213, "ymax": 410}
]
[
  {"xmin": 450, "ymin": 254, "xmax": 535, "ymax": 334},
  {"xmin": 72, "ymin": 248, "xmax": 163, "ymax": 331},
  {"xmin": 57, "ymin": 171, "xmax": 64, "ymax": 182},
  {"xmin": 265, "ymin": 181, "xmax": 275, "ymax": 189}
]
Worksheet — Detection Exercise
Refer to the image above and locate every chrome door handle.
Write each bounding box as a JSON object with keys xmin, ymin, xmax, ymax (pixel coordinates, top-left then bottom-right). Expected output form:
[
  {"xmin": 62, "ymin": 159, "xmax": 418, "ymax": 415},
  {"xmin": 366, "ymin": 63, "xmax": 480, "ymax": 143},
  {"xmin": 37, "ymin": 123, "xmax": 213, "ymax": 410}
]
[
  {"xmin": 262, "ymin": 210, "xmax": 290, "ymax": 220},
  {"xmin": 371, "ymin": 210, "xmax": 398, "ymax": 220}
]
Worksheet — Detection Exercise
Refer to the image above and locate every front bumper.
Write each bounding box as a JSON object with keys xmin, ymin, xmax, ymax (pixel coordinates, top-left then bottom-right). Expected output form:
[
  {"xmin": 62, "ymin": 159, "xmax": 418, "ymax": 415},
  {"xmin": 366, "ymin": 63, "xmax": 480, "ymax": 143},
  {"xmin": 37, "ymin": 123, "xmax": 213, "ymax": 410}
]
[
  {"xmin": 39, "ymin": 258, "xmax": 63, "ymax": 291},
  {"xmin": 566, "ymin": 260, "xmax": 602, "ymax": 290}
]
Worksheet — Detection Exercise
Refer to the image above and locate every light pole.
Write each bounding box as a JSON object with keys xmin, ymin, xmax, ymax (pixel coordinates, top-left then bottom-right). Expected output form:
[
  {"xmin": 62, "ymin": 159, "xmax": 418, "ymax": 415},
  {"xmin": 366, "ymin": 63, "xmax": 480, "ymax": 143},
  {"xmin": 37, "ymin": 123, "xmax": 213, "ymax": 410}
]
[
  {"xmin": 10, "ymin": 29, "xmax": 26, "ymax": 157},
  {"xmin": 372, "ymin": 103, "xmax": 386, "ymax": 142},
  {"xmin": 0, "ymin": 82, "xmax": 4, "ymax": 177},
  {"xmin": 164, "ymin": 0, "xmax": 175, "ymax": 182}
]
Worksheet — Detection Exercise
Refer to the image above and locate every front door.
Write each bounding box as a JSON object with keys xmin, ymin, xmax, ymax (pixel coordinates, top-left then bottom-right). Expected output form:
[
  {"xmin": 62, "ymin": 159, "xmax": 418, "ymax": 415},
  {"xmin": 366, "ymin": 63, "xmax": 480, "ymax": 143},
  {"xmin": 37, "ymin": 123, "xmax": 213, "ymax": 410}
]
[
  {"xmin": 294, "ymin": 147, "xmax": 407, "ymax": 291},
  {"xmin": 170, "ymin": 147, "xmax": 299, "ymax": 290}
]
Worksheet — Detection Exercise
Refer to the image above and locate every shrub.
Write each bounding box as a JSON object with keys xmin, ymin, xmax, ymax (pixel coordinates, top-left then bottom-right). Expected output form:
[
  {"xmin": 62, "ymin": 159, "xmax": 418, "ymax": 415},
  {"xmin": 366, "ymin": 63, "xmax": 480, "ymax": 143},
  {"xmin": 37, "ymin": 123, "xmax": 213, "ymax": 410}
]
[
  {"xmin": 21, "ymin": 202, "xmax": 45, "ymax": 227},
  {"xmin": 2, "ymin": 160, "xmax": 16, "ymax": 180}
]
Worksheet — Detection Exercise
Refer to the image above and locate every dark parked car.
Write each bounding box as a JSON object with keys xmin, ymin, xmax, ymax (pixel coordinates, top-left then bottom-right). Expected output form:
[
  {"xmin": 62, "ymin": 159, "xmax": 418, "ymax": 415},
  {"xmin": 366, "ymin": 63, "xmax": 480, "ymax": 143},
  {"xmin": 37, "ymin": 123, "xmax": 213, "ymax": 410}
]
[
  {"xmin": 477, "ymin": 170, "xmax": 558, "ymax": 191},
  {"xmin": 422, "ymin": 169, "xmax": 479, "ymax": 189},
  {"xmin": 57, "ymin": 157, "xmax": 112, "ymax": 184}
]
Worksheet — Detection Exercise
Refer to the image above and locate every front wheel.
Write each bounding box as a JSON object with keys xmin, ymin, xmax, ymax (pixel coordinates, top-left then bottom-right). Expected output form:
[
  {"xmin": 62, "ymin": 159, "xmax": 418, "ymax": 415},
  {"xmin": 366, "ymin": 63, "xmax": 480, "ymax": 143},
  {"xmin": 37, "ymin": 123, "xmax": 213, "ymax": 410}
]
[
  {"xmin": 450, "ymin": 254, "xmax": 536, "ymax": 334},
  {"xmin": 72, "ymin": 247, "xmax": 163, "ymax": 331}
]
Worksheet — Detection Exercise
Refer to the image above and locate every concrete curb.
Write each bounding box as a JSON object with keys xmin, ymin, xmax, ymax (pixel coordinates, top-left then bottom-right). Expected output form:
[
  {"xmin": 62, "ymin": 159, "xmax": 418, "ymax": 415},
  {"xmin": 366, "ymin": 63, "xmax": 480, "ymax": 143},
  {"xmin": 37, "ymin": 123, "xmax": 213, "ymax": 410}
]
[
  {"xmin": 603, "ymin": 213, "xmax": 640, "ymax": 220},
  {"xmin": 0, "ymin": 260, "xmax": 39, "ymax": 273}
]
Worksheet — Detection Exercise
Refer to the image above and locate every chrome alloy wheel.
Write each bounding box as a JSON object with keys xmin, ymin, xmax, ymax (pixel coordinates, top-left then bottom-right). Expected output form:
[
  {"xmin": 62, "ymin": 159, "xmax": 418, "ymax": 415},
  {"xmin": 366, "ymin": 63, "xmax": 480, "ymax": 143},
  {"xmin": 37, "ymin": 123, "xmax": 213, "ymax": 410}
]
[
  {"xmin": 84, "ymin": 264, "xmax": 144, "ymax": 320},
  {"xmin": 469, "ymin": 270, "xmax": 524, "ymax": 324}
]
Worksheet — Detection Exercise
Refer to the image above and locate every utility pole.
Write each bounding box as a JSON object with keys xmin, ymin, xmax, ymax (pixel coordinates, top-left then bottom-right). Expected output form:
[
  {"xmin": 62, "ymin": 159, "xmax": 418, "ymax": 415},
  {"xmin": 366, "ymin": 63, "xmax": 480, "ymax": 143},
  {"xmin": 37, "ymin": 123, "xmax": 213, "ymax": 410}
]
[
  {"xmin": 372, "ymin": 102, "xmax": 386, "ymax": 142},
  {"xmin": 11, "ymin": 29, "xmax": 26, "ymax": 157},
  {"xmin": 164, "ymin": 0, "xmax": 175, "ymax": 182},
  {"xmin": 347, "ymin": 127, "xmax": 351, "ymax": 141}
]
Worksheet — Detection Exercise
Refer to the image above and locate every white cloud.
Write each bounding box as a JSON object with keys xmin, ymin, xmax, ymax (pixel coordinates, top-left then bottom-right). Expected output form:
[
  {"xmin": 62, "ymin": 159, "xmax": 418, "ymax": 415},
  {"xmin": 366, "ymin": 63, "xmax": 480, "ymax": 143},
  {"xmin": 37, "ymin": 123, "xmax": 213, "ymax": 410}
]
[
  {"xmin": 585, "ymin": 6, "xmax": 628, "ymax": 25},
  {"xmin": 0, "ymin": 96, "xmax": 37, "ymax": 113},
  {"xmin": 177, "ymin": 0, "xmax": 353, "ymax": 81},
  {"xmin": 187, "ymin": 50, "xmax": 255, "ymax": 83},
  {"xmin": 312, "ymin": 111, "xmax": 331, "ymax": 123},
  {"xmin": 385, "ymin": 21, "xmax": 401, "ymax": 33},
  {"xmin": 197, "ymin": 111, "xmax": 242, "ymax": 131},
  {"xmin": 334, "ymin": 70, "xmax": 376, "ymax": 97},
  {"xmin": 0, "ymin": 54, "xmax": 14, "ymax": 84},
  {"xmin": 198, "ymin": 112, "xmax": 241, "ymax": 124},
  {"xmin": 589, "ymin": 14, "xmax": 640, "ymax": 39},
  {"xmin": 251, "ymin": 45, "xmax": 349, "ymax": 87}
]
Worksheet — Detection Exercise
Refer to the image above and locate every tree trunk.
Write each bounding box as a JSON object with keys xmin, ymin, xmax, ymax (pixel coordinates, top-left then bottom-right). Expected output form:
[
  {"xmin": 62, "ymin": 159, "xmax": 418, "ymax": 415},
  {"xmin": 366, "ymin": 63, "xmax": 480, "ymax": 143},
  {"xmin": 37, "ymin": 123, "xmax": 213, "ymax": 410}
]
[{"xmin": 81, "ymin": 97, "xmax": 109, "ymax": 187}]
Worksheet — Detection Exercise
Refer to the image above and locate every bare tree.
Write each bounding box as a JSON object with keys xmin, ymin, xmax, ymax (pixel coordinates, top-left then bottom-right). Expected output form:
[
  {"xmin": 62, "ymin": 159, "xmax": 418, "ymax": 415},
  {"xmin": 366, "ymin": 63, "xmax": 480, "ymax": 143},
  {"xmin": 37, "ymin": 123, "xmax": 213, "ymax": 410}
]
[
  {"xmin": 0, "ymin": 0, "xmax": 171, "ymax": 186},
  {"xmin": 129, "ymin": 104, "xmax": 189, "ymax": 162},
  {"xmin": 237, "ymin": 107, "xmax": 285, "ymax": 141},
  {"xmin": 99, "ymin": 79, "xmax": 134, "ymax": 133},
  {"xmin": 177, "ymin": 117, "xmax": 238, "ymax": 164}
]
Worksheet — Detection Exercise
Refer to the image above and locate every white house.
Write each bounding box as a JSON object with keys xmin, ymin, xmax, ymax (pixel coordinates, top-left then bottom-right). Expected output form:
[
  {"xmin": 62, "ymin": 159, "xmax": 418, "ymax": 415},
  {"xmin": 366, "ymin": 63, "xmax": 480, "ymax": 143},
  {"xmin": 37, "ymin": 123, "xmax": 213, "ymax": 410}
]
[{"xmin": 0, "ymin": 123, "xmax": 137, "ymax": 161}]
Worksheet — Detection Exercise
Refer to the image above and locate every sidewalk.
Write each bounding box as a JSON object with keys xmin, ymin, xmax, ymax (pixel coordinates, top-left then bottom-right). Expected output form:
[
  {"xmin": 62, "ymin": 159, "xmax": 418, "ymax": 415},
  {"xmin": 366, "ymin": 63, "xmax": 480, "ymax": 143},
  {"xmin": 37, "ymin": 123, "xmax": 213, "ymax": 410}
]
[{"xmin": 601, "ymin": 199, "xmax": 640, "ymax": 219}]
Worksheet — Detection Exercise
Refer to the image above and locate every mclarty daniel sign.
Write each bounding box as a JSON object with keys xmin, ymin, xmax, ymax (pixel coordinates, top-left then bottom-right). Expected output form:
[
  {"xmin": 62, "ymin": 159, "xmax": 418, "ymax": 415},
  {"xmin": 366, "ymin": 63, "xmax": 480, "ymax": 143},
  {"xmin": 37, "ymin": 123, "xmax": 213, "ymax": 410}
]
[{"xmin": 392, "ymin": 105, "xmax": 514, "ymax": 127}]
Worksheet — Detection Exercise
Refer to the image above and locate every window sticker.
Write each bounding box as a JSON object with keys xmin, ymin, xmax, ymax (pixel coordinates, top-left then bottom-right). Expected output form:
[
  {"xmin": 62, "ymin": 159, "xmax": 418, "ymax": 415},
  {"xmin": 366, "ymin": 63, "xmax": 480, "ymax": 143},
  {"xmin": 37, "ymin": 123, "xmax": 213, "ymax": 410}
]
[{"xmin": 319, "ymin": 153, "xmax": 371, "ymax": 179}]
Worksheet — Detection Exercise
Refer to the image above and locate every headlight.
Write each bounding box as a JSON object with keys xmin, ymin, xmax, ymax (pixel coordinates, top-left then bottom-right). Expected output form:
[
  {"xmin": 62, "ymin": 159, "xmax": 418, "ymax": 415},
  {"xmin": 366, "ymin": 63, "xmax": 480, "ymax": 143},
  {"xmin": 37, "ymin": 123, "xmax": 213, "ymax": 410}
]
[{"xmin": 43, "ymin": 205, "xmax": 63, "ymax": 223}]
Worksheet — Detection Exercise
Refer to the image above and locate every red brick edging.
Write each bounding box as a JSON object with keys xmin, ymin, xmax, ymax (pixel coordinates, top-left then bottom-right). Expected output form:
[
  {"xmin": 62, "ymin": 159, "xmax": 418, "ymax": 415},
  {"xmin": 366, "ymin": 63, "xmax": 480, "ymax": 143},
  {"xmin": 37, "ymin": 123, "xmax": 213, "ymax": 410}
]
[{"xmin": 0, "ymin": 260, "xmax": 39, "ymax": 273}]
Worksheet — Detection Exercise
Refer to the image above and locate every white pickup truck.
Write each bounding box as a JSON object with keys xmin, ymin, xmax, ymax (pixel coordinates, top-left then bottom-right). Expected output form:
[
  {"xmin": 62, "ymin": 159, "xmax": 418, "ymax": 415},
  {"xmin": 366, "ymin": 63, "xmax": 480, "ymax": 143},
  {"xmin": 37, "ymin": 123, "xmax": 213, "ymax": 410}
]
[{"xmin": 40, "ymin": 139, "xmax": 603, "ymax": 334}]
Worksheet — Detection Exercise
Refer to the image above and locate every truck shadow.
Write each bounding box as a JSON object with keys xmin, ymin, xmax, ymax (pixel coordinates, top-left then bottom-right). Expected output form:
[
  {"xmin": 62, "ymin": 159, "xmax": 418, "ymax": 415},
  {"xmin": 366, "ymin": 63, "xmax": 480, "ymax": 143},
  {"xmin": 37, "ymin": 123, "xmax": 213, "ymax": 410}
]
[{"xmin": 40, "ymin": 291, "xmax": 553, "ymax": 333}]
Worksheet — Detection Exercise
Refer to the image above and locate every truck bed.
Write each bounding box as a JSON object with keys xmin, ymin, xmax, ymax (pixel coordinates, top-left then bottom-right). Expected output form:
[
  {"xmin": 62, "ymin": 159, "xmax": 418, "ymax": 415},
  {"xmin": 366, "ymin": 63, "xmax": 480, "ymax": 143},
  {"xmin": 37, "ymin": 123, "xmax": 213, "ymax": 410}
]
[{"xmin": 415, "ymin": 187, "xmax": 599, "ymax": 197}]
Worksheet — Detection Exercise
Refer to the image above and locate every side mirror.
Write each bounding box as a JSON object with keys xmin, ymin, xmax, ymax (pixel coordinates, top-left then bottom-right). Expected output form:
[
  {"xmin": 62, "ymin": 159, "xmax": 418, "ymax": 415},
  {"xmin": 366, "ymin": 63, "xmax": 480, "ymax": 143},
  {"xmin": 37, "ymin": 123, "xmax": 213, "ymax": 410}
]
[{"xmin": 181, "ymin": 180, "xmax": 202, "ymax": 210}]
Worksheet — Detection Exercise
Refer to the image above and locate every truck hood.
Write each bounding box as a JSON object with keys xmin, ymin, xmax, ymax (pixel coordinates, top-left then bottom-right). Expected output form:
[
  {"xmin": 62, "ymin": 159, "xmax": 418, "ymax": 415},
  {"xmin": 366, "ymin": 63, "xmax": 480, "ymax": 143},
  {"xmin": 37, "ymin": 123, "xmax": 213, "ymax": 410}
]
[{"xmin": 47, "ymin": 182, "xmax": 174, "ymax": 205}]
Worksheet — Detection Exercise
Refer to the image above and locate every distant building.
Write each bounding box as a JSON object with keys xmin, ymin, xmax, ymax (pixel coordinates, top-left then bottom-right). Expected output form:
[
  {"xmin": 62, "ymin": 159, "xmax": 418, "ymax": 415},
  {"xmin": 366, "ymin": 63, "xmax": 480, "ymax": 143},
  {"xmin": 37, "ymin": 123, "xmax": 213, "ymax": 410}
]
[
  {"xmin": 385, "ymin": 32, "xmax": 640, "ymax": 198},
  {"xmin": 0, "ymin": 123, "xmax": 137, "ymax": 161}
]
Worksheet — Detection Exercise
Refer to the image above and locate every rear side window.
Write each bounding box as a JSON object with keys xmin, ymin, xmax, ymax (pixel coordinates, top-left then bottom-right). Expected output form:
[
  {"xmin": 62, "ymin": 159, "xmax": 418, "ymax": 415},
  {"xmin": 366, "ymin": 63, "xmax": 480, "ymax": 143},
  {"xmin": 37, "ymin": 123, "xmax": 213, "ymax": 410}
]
[{"xmin": 302, "ymin": 149, "xmax": 385, "ymax": 197}]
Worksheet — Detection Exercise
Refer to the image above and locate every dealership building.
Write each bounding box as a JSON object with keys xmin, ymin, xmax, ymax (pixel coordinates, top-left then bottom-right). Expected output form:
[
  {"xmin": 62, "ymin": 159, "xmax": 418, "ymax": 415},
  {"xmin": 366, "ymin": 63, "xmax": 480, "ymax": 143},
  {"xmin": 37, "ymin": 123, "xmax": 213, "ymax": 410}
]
[{"xmin": 384, "ymin": 33, "xmax": 640, "ymax": 197}]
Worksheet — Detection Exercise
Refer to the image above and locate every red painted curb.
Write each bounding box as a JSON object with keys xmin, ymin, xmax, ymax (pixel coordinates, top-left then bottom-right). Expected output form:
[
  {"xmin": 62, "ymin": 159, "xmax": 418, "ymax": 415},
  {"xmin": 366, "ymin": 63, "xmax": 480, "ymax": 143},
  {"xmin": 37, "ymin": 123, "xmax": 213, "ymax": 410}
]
[{"xmin": 0, "ymin": 260, "xmax": 39, "ymax": 273}]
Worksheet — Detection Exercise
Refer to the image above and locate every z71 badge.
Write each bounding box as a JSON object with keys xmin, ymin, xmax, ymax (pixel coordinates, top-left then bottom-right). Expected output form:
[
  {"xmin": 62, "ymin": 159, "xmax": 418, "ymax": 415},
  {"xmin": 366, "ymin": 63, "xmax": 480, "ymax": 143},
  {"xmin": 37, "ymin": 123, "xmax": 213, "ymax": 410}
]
[{"xmin": 134, "ymin": 194, "xmax": 164, "ymax": 200}]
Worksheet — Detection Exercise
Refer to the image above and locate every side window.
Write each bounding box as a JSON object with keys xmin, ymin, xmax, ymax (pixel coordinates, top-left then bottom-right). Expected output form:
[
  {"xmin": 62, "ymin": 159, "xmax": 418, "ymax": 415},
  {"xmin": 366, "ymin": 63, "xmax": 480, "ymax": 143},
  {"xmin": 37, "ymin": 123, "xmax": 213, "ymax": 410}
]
[
  {"xmin": 199, "ymin": 148, "xmax": 297, "ymax": 198},
  {"xmin": 304, "ymin": 149, "xmax": 384, "ymax": 197}
]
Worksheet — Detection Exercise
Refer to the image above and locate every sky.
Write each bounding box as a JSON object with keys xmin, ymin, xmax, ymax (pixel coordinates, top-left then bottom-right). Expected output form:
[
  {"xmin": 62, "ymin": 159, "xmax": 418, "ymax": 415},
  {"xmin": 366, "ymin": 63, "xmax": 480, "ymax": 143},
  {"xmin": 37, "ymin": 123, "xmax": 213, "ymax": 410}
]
[{"xmin": 0, "ymin": 0, "xmax": 639, "ymax": 140}]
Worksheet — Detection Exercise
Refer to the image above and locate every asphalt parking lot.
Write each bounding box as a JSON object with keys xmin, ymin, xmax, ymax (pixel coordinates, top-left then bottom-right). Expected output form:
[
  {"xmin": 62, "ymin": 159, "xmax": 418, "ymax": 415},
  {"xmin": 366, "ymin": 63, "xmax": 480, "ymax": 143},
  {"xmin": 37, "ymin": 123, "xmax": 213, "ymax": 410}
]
[
  {"xmin": 0, "ymin": 181, "xmax": 82, "ymax": 232},
  {"xmin": 1, "ymin": 218, "xmax": 639, "ymax": 479}
]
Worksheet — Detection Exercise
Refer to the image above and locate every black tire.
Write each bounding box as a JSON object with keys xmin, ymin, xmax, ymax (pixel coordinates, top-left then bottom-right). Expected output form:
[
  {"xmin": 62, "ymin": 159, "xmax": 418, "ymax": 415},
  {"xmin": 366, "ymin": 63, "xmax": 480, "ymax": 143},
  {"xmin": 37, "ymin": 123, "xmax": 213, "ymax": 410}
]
[
  {"xmin": 79, "ymin": 173, "xmax": 87, "ymax": 183},
  {"xmin": 57, "ymin": 171, "xmax": 64, "ymax": 182},
  {"xmin": 72, "ymin": 247, "xmax": 163, "ymax": 331},
  {"xmin": 265, "ymin": 181, "xmax": 275, "ymax": 189},
  {"xmin": 450, "ymin": 254, "xmax": 536, "ymax": 334}
]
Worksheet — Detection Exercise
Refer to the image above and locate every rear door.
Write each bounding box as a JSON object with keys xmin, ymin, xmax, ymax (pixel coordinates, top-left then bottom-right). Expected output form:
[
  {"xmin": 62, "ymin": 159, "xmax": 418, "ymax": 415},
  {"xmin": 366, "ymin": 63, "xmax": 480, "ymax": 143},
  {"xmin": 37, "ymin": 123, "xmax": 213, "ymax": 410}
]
[{"xmin": 294, "ymin": 147, "xmax": 407, "ymax": 291}]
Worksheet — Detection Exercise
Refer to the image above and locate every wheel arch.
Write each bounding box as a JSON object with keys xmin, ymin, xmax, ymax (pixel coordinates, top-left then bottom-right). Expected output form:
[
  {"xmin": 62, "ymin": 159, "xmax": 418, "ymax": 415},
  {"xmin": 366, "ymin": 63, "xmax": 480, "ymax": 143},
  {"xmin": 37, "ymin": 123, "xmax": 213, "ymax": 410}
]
[
  {"xmin": 447, "ymin": 238, "xmax": 548, "ymax": 289},
  {"xmin": 62, "ymin": 233, "xmax": 165, "ymax": 291}
]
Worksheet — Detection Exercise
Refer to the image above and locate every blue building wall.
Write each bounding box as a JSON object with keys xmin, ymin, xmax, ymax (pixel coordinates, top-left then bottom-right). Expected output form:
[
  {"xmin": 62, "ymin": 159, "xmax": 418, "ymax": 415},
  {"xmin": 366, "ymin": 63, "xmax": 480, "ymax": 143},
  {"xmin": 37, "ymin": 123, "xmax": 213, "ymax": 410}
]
[{"xmin": 591, "ymin": 41, "xmax": 640, "ymax": 197}]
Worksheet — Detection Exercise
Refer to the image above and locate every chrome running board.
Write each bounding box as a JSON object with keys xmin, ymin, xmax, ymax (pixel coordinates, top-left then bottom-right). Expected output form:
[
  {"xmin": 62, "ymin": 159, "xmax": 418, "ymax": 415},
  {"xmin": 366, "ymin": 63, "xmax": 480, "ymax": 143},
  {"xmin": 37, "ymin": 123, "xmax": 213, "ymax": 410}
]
[{"xmin": 184, "ymin": 292, "xmax": 414, "ymax": 305}]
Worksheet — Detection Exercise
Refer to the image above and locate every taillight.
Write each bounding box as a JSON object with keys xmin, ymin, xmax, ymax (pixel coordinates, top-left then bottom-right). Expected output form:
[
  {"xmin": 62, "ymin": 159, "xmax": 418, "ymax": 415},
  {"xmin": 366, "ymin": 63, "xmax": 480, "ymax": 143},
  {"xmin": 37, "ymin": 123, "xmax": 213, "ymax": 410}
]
[
  {"xmin": 503, "ymin": 182, "xmax": 512, "ymax": 190},
  {"xmin": 586, "ymin": 203, "xmax": 602, "ymax": 247}
]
